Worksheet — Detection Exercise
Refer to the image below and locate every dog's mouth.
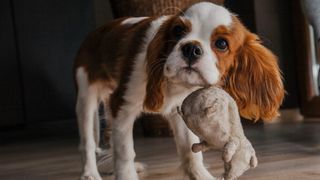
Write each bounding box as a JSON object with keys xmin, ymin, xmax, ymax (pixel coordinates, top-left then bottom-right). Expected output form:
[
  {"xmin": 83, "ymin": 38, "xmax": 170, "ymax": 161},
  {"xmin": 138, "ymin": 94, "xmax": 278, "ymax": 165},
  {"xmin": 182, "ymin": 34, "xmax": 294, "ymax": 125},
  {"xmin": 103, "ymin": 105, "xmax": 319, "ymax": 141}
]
[
  {"xmin": 181, "ymin": 66, "xmax": 210, "ymax": 86},
  {"xmin": 183, "ymin": 66, "xmax": 198, "ymax": 73}
]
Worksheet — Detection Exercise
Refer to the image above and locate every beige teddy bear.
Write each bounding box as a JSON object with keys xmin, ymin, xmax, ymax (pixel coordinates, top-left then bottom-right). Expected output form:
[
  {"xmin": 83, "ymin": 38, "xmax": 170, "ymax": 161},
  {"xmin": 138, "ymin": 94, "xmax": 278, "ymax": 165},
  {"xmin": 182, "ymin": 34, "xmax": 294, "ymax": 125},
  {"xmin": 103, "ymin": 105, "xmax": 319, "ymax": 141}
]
[{"xmin": 178, "ymin": 87, "xmax": 258, "ymax": 180}]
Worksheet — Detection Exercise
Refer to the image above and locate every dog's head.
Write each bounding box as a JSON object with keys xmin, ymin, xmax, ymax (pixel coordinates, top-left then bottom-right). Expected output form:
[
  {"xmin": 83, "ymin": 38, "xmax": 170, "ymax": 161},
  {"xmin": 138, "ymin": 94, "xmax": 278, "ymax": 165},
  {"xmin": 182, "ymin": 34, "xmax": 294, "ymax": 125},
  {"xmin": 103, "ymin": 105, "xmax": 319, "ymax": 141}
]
[{"xmin": 144, "ymin": 2, "xmax": 284, "ymax": 121}]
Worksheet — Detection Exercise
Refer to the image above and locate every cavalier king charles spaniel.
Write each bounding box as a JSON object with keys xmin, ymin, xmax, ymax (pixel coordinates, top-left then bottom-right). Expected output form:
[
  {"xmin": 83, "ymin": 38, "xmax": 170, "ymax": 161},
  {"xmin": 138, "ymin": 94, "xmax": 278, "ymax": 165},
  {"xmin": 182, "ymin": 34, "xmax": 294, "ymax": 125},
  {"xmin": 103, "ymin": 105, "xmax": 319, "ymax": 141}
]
[{"xmin": 74, "ymin": 2, "xmax": 284, "ymax": 180}]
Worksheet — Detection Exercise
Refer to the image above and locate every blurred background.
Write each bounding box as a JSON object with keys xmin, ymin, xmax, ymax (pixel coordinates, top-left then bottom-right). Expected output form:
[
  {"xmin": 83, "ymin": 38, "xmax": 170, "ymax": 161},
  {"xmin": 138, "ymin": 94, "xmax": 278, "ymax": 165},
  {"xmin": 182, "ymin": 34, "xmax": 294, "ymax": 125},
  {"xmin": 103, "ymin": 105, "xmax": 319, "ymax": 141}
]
[{"xmin": 0, "ymin": 0, "xmax": 320, "ymax": 179}]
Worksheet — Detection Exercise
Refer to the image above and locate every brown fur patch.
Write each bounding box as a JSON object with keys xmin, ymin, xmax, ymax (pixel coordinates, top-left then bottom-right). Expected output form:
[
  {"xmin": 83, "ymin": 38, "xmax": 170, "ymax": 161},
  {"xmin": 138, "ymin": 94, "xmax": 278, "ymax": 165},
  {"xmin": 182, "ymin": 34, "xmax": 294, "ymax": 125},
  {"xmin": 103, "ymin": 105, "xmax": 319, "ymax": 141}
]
[
  {"xmin": 74, "ymin": 17, "xmax": 155, "ymax": 117},
  {"xmin": 143, "ymin": 17, "xmax": 192, "ymax": 112},
  {"xmin": 213, "ymin": 17, "xmax": 285, "ymax": 121}
]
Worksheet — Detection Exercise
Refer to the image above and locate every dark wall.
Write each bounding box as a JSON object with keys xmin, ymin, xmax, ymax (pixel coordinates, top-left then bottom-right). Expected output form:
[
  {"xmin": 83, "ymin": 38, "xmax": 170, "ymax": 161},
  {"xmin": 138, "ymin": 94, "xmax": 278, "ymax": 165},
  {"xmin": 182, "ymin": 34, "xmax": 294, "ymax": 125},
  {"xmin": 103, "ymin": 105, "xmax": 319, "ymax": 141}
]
[
  {"xmin": 0, "ymin": 0, "xmax": 95, "ymax": 127},
  {"xmin": 224, "ymin": 0, "xmax": 256, "ymax": 32},
  {"xmin": 0, "ymin": 0, "xmax": 24, "ymax": 126},
  {"xmin": 12, "ymin": 0, "xmax": 95, "ymax": 123}
]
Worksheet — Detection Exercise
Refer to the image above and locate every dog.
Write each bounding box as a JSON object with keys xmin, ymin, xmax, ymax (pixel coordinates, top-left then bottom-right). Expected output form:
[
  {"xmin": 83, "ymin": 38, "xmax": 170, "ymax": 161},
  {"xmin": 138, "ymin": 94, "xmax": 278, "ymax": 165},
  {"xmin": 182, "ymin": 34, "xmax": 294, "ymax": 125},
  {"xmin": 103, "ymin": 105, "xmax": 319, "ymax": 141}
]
[{"xmin": 74, "ymin": 2, "xmax": 284, "ymax": 180}]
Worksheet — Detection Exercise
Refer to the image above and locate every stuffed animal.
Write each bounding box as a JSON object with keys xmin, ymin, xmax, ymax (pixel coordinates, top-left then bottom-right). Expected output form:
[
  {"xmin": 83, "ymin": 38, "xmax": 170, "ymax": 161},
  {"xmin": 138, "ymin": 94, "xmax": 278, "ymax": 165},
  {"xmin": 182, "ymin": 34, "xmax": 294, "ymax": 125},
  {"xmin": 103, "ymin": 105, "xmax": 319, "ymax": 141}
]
[{"xmin": 178, "ymin": 87, "xmax": 258, "ymax": 180}]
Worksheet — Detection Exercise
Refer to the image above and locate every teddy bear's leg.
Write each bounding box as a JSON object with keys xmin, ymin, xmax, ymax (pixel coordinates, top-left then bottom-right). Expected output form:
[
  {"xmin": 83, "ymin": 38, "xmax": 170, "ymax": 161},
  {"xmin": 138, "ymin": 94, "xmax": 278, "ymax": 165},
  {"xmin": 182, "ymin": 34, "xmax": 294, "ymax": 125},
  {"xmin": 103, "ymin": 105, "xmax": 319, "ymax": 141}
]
[
  {"xmin": 223, "ymin": 161, "xmax": 245, "ymax": 180},
  {"xmin": 224, "ymin": 172, "xmax": 237, "ymax": 180},
  {"xmin": 223, "ymin": 162, "xmax": 231, "ymax": 180},
  {"xmin": 224, "ymin": 147, "xmax": 258, "ymax": 180},
  {"xmin": 223, "ymin": 138, "xmax": 239, "ymax": 162},
  {"xmin": 224, "ymin": 162, "xmax": 247, "ymax": 180},
  {"xmin": 243, "ymin": 140, "xmax": 258, "ymax": 168},
  {"xmin": 168, "ymin": 112, "xmax": 216, "ymax": 180}
]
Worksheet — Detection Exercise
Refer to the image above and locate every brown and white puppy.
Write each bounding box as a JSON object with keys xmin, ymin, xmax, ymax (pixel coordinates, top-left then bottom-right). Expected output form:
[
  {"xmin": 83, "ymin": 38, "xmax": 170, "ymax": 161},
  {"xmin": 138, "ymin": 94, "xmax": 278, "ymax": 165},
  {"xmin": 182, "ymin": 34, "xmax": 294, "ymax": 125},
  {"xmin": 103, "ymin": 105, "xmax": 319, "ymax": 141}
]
[{"xmin": 74, "ymin": 2, "xmax": 284, "ymax": 180}]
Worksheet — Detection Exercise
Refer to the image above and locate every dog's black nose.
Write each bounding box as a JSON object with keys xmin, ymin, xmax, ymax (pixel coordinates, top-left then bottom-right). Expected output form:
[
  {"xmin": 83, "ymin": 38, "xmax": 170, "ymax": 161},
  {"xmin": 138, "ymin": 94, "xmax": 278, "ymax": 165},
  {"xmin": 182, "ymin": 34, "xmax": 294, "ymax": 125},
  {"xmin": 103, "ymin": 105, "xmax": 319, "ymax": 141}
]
[{"xmin": 181, "ymin": 43, "xmax": 203, "ymax": 65}]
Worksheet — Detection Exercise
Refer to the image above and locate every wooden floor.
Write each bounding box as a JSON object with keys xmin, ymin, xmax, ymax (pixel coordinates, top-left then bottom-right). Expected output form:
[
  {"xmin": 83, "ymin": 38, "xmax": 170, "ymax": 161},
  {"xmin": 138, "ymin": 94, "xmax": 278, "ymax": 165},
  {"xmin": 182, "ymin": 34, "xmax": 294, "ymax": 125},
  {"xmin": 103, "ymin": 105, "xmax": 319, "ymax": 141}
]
[{"xmin": 1, "ymin": 122, "xmax": 320, "ymax": 180}]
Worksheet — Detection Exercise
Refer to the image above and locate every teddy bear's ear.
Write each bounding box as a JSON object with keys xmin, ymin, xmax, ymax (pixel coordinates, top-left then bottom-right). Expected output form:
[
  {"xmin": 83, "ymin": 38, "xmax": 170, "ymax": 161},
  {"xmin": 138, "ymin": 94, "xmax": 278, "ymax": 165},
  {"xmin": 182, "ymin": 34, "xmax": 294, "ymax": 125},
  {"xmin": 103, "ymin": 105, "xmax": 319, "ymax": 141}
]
[{"xmin": 205, "ymin": 106, "xmax": 217, "ymax": 117}]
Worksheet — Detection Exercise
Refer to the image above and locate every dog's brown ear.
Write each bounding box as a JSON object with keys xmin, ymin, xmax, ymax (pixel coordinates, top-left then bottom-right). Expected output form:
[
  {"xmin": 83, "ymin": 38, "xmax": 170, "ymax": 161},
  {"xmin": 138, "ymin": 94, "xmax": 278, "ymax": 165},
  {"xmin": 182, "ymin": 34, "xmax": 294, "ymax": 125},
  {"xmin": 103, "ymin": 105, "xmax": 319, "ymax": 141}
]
[
  {"xmin": 224, "ymin": 32, "xmax": 284, "ymax": 121},
  {"xmin": 143, "ymin": 16, "xmax": 184, "ymax": 112},
  {"xmin": 143, "ymin": 21, "xmax": 168, "ymax": 112},
  {"xmin": 144, "ymin": 59, "xmax": 165, "ymax": 112}
]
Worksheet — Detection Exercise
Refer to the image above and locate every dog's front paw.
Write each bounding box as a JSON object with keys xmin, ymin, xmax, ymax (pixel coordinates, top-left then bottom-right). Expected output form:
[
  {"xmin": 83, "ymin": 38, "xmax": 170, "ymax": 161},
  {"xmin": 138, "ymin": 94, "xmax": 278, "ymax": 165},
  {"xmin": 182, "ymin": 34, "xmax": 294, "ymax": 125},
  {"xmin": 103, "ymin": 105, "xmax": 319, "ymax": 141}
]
[
  {"xmin": 114, "ymin": 162, "xmax": 140, "ymax": 180},
  {"xmin": 216, "ymin": 176, "xmax": 225, "ymax": 180},
  {"xmin": 185, "ymin": 164, "xmax": 217, "ymax": 180},
  {"xmin": 135, "ymin": 162, "xmax": 147, "ymax": 173},
  {"xmin": 80, "ymin": 172, "xmax": 102, "ymax": 180},
  {"xmin": 97, "ymin": 148, "xmax": 146, "ymax": 175}
]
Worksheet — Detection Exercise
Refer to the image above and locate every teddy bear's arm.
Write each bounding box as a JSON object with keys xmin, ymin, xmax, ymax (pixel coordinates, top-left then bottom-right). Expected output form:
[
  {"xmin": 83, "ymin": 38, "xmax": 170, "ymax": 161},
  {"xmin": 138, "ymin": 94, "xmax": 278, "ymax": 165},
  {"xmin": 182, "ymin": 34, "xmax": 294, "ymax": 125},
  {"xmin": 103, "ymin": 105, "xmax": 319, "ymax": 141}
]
[
  {"xmin": 191, "ymin": 141, "xmax": 210, "ymax": 153},
  {"xmin": 222, "ymin": 137, "xmax": 240, "ymax": 162}
]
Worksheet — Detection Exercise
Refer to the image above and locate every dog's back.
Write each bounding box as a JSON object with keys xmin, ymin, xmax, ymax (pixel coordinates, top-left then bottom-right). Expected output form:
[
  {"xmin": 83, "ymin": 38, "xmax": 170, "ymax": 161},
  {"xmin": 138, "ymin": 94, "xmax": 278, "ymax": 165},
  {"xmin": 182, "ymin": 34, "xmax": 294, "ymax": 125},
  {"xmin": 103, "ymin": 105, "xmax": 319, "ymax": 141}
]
[{"xmin": 74, "ymin": 17, "xmax": 154, "ymax": 87}]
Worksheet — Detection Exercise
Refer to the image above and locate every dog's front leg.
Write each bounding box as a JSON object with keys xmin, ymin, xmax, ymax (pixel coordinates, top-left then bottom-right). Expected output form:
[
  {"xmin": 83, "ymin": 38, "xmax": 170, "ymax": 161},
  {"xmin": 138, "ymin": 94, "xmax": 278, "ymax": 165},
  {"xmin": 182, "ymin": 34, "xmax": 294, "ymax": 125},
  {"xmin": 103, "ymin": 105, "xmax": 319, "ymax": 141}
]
[
  {"xmin": 113, "ymin": 105, "xmax": 140, "ymax": 180},
  {"xmin": 168, "ymin": 112, "xmax": 216, "ymax": 180}
]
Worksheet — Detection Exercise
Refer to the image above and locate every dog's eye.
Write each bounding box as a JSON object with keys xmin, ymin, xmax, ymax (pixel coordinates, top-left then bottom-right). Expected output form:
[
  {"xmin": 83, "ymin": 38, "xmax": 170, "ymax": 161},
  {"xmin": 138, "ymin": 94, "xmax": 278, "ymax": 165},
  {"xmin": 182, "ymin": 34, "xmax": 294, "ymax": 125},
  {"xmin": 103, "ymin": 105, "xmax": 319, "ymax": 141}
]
[
  {"xmin": 172, "ymin": 25, "xmax": 186, "ymax": 39},
  {"xmin": 214, "ymin": 38, "xmax": 228, "ymax": 51}
]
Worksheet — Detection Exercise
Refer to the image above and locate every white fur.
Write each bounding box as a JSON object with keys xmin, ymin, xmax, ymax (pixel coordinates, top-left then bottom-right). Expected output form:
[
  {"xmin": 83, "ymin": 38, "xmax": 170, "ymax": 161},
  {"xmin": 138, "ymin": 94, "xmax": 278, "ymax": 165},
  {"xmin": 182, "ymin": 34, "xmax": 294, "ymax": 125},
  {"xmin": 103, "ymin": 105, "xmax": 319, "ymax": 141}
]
[
  {"xmin": 164, "ymin": 2, "xmax": 232, "ymax": 86},
  {"xmin": 121, "ymin": 17, "xmax": 148, "ymax": 25},
  {"xmin": 112, "ymin": 36, "xmax": 147, "ymax": 180},
  {"xmin": 184, "ymin": 2, "xmax": 232, "ymax": 35},
  {"xmin": 76, "ymin": 67, "xmax": 102, "ymax": 180},
  {"xmin": 124, "ymin": 16, "xmax": 170, "ymax": 105},
  {"xmin": 76, "ymin": 67, "xmax": 115, "ymax": 180},
  {"xmin": 112, "ymin": 16, "xmax": 171, "ymax": 180},
  {"xmin": 161, "ymin": 83, "xmax": 200, "ymax": 114}
]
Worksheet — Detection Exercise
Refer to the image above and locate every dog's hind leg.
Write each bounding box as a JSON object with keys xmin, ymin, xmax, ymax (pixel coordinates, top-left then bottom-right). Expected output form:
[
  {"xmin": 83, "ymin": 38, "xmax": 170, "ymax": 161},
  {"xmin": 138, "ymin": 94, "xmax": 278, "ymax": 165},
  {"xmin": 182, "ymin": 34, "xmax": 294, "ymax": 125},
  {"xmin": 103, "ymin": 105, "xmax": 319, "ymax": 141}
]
[
  {"xmin": 97, "ymin": 99, "xmax": 146, "ymax": 175},
  {"xmin": 94, "ymin": 109, "xmax": 102, "ymax": 153},
  {"xmin": 76, "ymin": 67, "xmax": 102, "ymax": 180},
  {"xmin": 97, "ymin": 96, "xmax": 114, "ymax": 174}
]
